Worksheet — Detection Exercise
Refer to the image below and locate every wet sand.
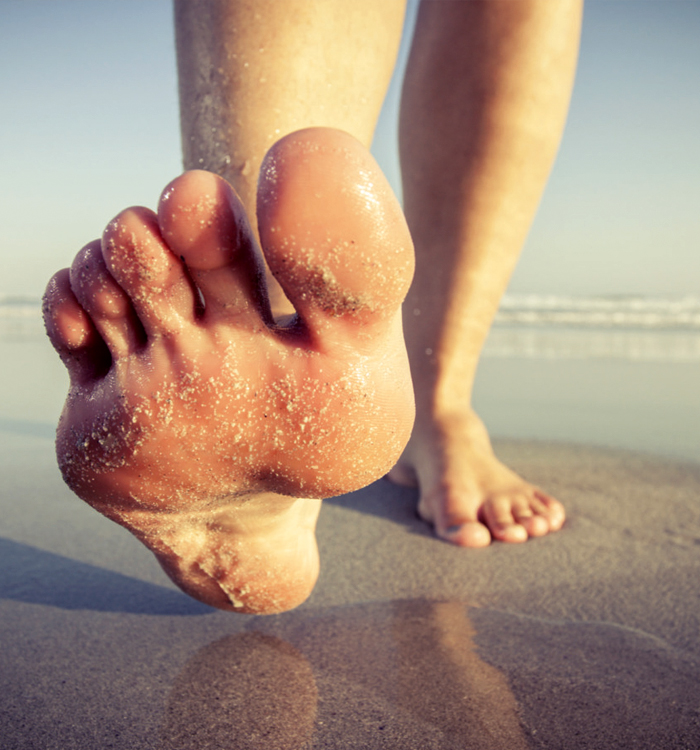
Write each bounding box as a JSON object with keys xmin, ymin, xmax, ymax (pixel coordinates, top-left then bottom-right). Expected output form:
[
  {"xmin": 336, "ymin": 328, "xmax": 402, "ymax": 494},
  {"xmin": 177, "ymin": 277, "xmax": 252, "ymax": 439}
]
[{"xmin": 1, "ymin": 339, "xmax": 699, "ymax": 748}]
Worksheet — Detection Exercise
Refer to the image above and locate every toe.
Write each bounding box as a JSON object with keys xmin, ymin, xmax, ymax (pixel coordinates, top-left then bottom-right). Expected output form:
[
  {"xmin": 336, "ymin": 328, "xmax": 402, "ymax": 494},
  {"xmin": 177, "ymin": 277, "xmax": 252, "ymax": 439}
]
[
  {"xmin": 257, "ymin": 128, "xmax": 414, "ymax": 341},
  {"xmin": 439, "ymin": 520, "xmax": 492, "ymax": 548},
  {"xmin": 158, "ymin": 170, "xmax": 271, "ymax": 325},
  {"xmin": 43, "ymin": 269, "xmax": 111, "ymax": 383},
  {"xmin": 514, "ymin": 508, "xmax": 550, "ymax": 538},
  {"xmin": 101, "ymin": 206, "xmax": 198, "ymax": 338},
  {"xmin": 70, "ymin": 240, "xmax": 145, "ymax": 358},
  {"xmin": 419, "ymin": 489, "xmax": 493, "ymax": 548},
  {"xmin": 483, "ymin": 496, "xmax": 530, "ymax": 543},
  {"xmin": 507, "ymin": 493, "xmax": 549, "ymax": 537},
  {"xmin": 537, "ymin": 492, "xmax": 566, "ymax": 531},
  {"xmin": 484, "ymin": 490, "xmax": 563, "ymax": 541}
]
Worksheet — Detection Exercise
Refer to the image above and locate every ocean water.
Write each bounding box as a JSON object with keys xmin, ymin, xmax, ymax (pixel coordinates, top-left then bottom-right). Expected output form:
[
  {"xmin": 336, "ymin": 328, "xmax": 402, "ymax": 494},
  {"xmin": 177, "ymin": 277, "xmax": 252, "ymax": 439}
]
[
  {"xmin": 2, "ymin": 294, "xmax": 698, "ymax": 462},
  {"xmin": 482, "ymin": 296, "xmax": 699, "ymax": 462},
  {"xmin": 487, "ymin": 294, "xmax": 700, "ymax": 362},
  {"xmin": 5, "ymin": 293, "xmax": 700, "ymax": 359}
]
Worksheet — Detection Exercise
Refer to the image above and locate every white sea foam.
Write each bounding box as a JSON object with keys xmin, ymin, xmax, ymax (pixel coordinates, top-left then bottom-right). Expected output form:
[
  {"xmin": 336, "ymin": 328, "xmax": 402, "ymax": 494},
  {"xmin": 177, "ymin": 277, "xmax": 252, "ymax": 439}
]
[
  {"xmin": 484, "ymin": 327, "xmax": 700, "ymax": 362},
  {"xmin": 0, "ymin": 296, "xmax": 42, "ymax": 317},
  {"xmin": 0, "ymin": 296, "xmax": 44, "ymax": 341},
  {"xmin": 487, "ymin": 295, "xmax": 700, "ymax": 359},
  {"xmin": 496, "ymin": 294, "xmax": 700, "ymax": 330}
]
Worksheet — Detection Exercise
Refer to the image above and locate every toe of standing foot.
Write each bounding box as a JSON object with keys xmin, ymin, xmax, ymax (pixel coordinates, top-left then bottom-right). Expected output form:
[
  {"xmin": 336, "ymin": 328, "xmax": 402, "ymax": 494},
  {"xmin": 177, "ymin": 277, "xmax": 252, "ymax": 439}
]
[
  {"xmin": 438, "ymin": 520, "xmax": 493, "ymax": 548},
  {"xmin": 392, "ymin": 414, "xmax": 566, "ymax": 548},
  {"xmin": 414, "ymin": 481, "xmax": 565, "ymax": 548}
]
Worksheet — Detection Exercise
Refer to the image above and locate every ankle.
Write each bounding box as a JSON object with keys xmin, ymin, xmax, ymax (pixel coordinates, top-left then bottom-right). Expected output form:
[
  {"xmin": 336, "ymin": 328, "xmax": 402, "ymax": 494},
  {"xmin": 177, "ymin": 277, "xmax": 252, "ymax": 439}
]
[
  {"xmin": 411, "ymin": 403, "xmax": 493, "ymax": 455},
  {"xmin": 412, "ymin": 369, "xmax": 477, "ymax": 423}
]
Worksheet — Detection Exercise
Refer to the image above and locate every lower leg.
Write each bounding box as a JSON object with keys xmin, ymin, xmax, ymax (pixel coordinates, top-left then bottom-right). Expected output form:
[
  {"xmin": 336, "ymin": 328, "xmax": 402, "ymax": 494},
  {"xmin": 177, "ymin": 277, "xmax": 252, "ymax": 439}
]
[
  {"xmin": 174, "ymin": 0, "xmax": 406, "ymax": 315},
  {"xmin": 391, "ymin": 0, "xmax": 583, "ymax": 546},
  {"xmin": 43, "ymin": 2, "xmax": 413, "ymax": 615}
]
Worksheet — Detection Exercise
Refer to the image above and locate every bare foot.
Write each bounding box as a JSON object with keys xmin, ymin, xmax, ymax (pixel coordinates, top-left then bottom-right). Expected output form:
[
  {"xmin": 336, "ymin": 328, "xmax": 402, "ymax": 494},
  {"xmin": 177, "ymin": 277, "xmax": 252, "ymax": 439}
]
[
  {"xmin": 43, "ymin": 128, "xmax": 414, "ymax": 614},
  {"xmin": 388, "ymin": 409, "xmax": 565, "ymax": 547}
]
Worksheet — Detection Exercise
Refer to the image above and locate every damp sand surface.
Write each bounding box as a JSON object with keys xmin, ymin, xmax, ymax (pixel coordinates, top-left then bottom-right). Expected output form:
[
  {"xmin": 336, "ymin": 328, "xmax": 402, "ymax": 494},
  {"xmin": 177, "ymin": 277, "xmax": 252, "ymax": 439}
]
[{"xmin": 1, "ymin": 339, "xmax": 699, "ymax": 748}]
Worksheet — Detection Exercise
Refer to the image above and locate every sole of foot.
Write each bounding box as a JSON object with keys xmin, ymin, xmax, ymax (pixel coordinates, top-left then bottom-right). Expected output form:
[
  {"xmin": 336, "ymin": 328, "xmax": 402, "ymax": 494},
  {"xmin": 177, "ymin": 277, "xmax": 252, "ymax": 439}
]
[
  {"xmin": 387, "ymin": 409, "xmax": 565, "ymax": 547},
  {"xmin": 43, "ymin": 128, "xmax": 415, "ymax": 614}
]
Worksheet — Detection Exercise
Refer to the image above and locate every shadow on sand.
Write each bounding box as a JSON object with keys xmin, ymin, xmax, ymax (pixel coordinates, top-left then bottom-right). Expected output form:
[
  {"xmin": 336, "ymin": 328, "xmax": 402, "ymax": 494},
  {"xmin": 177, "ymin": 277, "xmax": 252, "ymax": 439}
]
[{"xmin": 0, "ymin": 537, "xmax": 212, "ymax": 615}]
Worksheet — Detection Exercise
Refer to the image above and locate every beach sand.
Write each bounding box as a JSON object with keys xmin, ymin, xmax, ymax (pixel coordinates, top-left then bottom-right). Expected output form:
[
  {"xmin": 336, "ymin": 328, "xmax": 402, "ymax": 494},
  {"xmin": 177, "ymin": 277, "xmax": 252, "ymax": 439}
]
[{"xmin": 1, "ymin": 338, "xmax": 699, "ymax": 748}]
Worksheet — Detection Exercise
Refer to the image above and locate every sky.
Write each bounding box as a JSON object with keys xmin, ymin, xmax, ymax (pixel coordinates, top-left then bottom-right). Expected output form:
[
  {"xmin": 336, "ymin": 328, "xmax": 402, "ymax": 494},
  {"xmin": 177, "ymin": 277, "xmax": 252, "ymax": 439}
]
[{"xmin": 1, "ymin": 0, "xmax": 699, "ymax": 299}]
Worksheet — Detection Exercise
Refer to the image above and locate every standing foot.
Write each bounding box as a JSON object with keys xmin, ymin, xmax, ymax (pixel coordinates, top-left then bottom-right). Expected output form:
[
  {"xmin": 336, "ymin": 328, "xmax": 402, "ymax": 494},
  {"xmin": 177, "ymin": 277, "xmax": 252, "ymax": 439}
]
[
  {"xmin": 43, "ymin": 128, "xmax": 415, "ymax": 614},
  {"xmin": 387, "ymin": 409, "xmax": 565, "ymax": 547}
]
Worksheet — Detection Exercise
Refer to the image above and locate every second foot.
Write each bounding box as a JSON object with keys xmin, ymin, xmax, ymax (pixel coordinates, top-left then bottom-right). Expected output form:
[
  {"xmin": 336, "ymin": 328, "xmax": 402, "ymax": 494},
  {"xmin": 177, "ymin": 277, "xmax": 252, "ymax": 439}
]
[
  {"xmin": 387, "ymin": 410, "xmax": 565, "ymax": 547},
  {"xmin": 43, "ymin": 128, "xmax": 415, "ymax": 614}
]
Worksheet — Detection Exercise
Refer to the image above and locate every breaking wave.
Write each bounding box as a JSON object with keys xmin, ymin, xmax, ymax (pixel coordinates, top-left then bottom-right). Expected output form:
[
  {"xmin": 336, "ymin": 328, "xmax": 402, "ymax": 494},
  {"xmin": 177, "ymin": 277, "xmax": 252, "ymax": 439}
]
[
  {"xmin": 488, "ymin": 295, "xmax": 700, "ymax": 360},
  {"xmin": 495, "ymin": 294, "xmax": 700, "ymax": 330}
]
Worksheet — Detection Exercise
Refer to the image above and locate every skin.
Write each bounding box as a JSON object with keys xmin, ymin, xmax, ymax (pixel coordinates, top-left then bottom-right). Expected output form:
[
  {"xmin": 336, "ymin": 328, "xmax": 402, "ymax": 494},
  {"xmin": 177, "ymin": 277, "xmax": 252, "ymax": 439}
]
[
  {"xmin": 43, "ymin": 0, "xmax": 582, "ymax": 614},
  {"xmin": 389, "ymin": 0, "xmax": 581, "ymax": 545},
  {"xmin": 43, "ymin": 129, "xmax": 415, "ymax": 613},
  {"xmin": 173, "ymin": 0, "xmax": 407, "ymax": 313},
  {"xmin": 174, "ymin": 0, "xmax": 578, "ymax": 546}
]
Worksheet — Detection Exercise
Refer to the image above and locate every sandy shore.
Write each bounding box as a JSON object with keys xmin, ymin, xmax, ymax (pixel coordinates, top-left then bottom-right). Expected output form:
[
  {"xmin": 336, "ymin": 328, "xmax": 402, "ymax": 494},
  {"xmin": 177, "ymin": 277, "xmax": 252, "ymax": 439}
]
[
  {"xmin": 1, "ymin": 337, "xmax": 699, "ymax": 747},
  {"xmin": 1, "ymin": 421, "xmax": 699, "ymax": 748}
]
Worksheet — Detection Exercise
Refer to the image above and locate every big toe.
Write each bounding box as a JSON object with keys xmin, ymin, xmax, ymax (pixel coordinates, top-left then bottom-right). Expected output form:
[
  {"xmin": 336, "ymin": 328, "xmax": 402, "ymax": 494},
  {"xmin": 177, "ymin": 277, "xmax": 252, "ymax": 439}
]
[
  {"xmin": 440, "ymin": 520, "xmax": 494, "ymax": 548},
  {"xmin": 257, "ymin": 128, "xmax": 414, "ymax": 340}
]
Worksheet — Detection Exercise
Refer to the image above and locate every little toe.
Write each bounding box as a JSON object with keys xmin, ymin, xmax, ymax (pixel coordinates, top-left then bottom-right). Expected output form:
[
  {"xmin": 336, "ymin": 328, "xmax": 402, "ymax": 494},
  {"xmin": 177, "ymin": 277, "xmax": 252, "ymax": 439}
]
[
  {"xmin": 101, "ymin": 206, "xmax": 197, "ymax": 338},
  {"xmin": 43, "ymin": 268, "xmax": 110, "ymax": 382},
  {"xmin": 158, "ymin": 170, "xmax": 271, "ymax": 325},
  {"xmin": 257, "ymin": 128, "xmax": 414, "ymax": 340},
  {"xmin": 70, "ymin": 240, "xmax": 145, "ymax": 358},
  {"xmin": 537, "ymin": 493, "xmax": 566, "ymax": 531}
]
